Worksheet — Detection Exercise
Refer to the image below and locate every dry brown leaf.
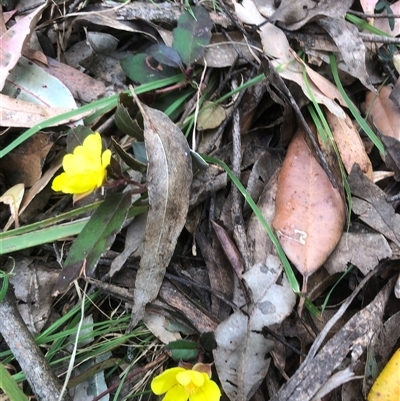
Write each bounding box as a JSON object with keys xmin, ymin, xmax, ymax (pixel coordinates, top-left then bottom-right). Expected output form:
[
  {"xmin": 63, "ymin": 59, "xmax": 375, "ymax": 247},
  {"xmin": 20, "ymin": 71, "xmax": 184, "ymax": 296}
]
[
  {"xmin": 33, "ymin": 56, "xmax": 106, "ymax": 103},
  {"xmin": 365, "ymin": 85, "xmax": 400, "ymax": 140},
  {"xmin": 129, "ymin": 102, "xmax": 193, "ymax": 329},
  {"xmin": 0, "ymin": 132, "xmax": 54, "ymax": 187},
  {"xmin": 273, "ymin": 128, "xmax": 346, "ymax": 279},
  {"xmin": 326, "ymin": 110, "xmax": 373, "ymax": 180},
  {"xmin": 269, "ymin": 0, "xmax": 353, "ymax": 30},
  {"xmin": 0, "ymin": 94, "xmax": 75, "ymax": 128}
]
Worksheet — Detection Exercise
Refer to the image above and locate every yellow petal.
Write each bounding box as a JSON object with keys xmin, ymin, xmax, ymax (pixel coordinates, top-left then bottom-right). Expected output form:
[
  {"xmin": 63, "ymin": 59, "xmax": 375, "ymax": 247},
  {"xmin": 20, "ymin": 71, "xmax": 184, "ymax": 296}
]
[
  {"xmin": 52, "ymin": 132, "xmax": 110, "ymax": 195},
  {"xmin": 163, "ymin": 385, "xmax": 189, "ymax": 401},
  {"xmin": 190, "ymin": 379, "xmax": 221, "ymax": 401},
  {"xmin": 151, "ymin": 368, "xmax": 185, "ymax": 395},
  {"xmin": 177, "ymin": 370, "xmax": 204, "ymax": 388},
  {"xmin": 101, "ymin": 149, "xmax": 112, "ymax": 168},
  {"xmin": 52, "ymin": 173, "xmax": 69, "ymax": 192},
  {"xmin": 83, "ymin": 132, "xmax": 102, "ymax": 155},
  {"xmin": 368, "ymin": 348, "xmax": 400, "ymax": 401}
]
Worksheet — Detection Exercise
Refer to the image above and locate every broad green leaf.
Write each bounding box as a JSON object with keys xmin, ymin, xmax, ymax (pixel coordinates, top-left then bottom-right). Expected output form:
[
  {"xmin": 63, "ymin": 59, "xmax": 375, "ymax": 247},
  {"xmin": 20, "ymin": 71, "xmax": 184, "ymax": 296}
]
[
  {"xmin": 53, "ymin": 192, "xmax": 132, "ymax": 293},
  {"xmin": 165, "ymin": 340, "xmax": 198, "ymax": 361},
  {"xmin": 172, "ymin": 6, "xmax": 213, "ymax": 66},
  {"xmin": 120, "ymin": 53, "xmax": 178, "ymax": 84},
  {"xmin": 147, "ymin": 43, "xmax": 183, "ymax": 69},
  {"xmin": 0, "ymin": 362, "xmax": 28, "ymax": 401}
]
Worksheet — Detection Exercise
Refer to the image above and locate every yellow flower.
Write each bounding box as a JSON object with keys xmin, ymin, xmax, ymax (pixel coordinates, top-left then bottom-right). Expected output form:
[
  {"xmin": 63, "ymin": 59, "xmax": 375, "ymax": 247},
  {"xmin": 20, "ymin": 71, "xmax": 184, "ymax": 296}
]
[
  {"xmin": 151, "ymin": 364, "xmax": 221, "ymax": 401},
  {"xmin": 52, "ymin": 132, "xmax": 111, "ymax": 196}
]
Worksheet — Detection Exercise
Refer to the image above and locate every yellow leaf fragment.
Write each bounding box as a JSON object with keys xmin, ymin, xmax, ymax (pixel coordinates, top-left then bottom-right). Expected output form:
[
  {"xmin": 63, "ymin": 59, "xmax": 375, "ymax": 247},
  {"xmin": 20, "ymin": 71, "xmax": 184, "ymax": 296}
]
[
  {"xmin": 368, "ymin": 348, "xmax": 400, "ymax": 401},
  {"xmin": 0, "ymin": 183, "xmax": 25, "ymax": 228}
]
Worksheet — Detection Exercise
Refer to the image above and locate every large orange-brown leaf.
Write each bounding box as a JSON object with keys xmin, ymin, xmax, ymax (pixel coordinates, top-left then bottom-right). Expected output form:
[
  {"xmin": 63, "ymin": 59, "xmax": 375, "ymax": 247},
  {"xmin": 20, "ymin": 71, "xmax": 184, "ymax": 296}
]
[
  {"xmin": 272, "ymin": 128, "xmax": 346, "ymax": 279},
  {"xmin": 365, "ymin": 85, "xmax": 400, "ymax": 141}
]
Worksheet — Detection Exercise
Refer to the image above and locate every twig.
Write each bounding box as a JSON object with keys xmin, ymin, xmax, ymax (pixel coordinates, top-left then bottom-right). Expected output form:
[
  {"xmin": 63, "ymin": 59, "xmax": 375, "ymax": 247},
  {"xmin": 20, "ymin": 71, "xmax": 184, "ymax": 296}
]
[
  {"xmin": 347, "ymin": 10, "xmax": 400, "ymax": 18},
  {"xmin": 230, "ymin": 85, "xmax": 252, "ymax": 271},
  {"xmin": 359, "ymin": 32, "xmax": 400, "ymax": 44},
  {"xmin": 0, "ymin": 282, "xmax": 70, "ymax": 401}
]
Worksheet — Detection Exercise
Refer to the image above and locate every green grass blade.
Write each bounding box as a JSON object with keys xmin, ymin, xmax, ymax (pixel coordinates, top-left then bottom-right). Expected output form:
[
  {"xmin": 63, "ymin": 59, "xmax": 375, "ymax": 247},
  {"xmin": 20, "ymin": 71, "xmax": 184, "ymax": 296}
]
[
  {"xmin": 346, "ymin": 13, "xmax": 398, "ymax": 38},
  {"xmin": 0, "ymin": 362, "xmax": 28, "ymax": 401},
  {"xmin": 329, "ymin": 54, "xmax": 385, "ymax": 154}
]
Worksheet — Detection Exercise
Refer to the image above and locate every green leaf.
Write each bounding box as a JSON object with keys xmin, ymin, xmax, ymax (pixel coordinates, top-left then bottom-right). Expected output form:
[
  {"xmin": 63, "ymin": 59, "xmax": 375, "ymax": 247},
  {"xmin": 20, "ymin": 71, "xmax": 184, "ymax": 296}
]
[
  {"xmin": 115, "ymin": 93, "xmax": 144, "ymax": 140},
  {"xmin": 172, "ymin": 6, "xmax": 213, "ymax": 66},
  {"xmin": 53, "ymin": 192, "xmax": 132, "ymax": 293},
  {"xmin": 111, "ymin": 138, "xmax": 147, "ymax": 173},
  {"xmin": 0, "ymin": 362, "xmax": 28, "ymax": 401},
  {"xmin": 165, "ymin": 340, "xmax": 198, "ymax": 361},
  {"xmin": 147, "ymin": 44, "xmax": 183, "ymax": 69},
  {"xmin": 0, "ymin": 271, "xmax": 9, "ymax": 302},
  {"xmin": 120, "ymin": 53, "xmax": 178, "ymax": 84}
]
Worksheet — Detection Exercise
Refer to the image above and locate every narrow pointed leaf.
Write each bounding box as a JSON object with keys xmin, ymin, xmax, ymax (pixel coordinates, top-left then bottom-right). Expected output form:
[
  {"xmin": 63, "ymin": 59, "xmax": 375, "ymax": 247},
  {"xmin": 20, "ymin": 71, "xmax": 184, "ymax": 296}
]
[
  {"xmin": 53, "ymin": 192, "xmax": 131, "ymax": 293},
  {"xmin": 130, "ymin": 103, "xmax": 192, "ymax": 328}
]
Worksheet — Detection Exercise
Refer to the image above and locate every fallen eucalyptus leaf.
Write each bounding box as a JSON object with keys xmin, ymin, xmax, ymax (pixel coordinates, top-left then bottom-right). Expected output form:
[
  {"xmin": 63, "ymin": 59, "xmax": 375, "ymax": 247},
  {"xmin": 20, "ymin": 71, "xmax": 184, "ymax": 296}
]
[{"xmin": 129, "ymin": 102, "xmax": 192, "ymax": 328}]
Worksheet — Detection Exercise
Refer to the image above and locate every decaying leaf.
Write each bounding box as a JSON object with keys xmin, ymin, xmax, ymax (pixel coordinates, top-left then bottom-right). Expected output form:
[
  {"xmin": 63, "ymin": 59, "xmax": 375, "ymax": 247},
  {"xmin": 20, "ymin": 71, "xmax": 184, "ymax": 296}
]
[
  {"xmin": 269, "ymin": 276, "xmax": 394, "ymax": 401},
  {"xmin": 317, "ymin": 18, "xmax": 373, "ymax": 91},
  {"xmin": 348, "ymin": 164, "xmax": 400, "ymax": 246},
  {"xmin": 365, "ymin": 85, "xmax": 400, "ymax": 141},
  {"xmin": 213, "ymin": 255, "xmax": 295, "ymax": 401},
  {"xmin": 326, "ymin": 110, "xmax": 373, "ymax": 180},
  {"xmin": 129, "ymin": 102, "xmax": 192, "ymax": 329},
  {"xmin": 325, "ymin": 231, "xmax": 392, "ymax": 275},
  {"xmin": 197, "ymin": 101, "xmax": 226, "ymax": 130},
  {"xmin": 7, "ymin": 257, "xmax": 59, "ymax": 335},
  {"xmin": 234, "ymin": 0, "xmax": 347, "ymax": 119},
  {"xmin": 269, "ymin": 0, "xmax": 353, "ymax": 30},
  {"xmin": 273, "ymin": 128, "xmax": 346, "ymax": 279},
  {"xmin": 381, "ymin": 134, "xmax": 400, "ymax": 181},
  {"xmin": 203, "ymin": 32, "xmax": 258, "ymax": 68}
]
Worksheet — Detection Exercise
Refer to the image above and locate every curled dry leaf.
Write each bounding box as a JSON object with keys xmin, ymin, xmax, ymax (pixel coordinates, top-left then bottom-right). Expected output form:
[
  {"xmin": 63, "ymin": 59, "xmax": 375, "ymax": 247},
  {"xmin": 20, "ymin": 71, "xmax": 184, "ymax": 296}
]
[
  {"xmin": 326, "ymin": 110, "xmax": 373, "ymax": 180},
  {"xmin": 273, "ymin": 128, "xmax": 346, "ymax": 278},
  {"xmin": 365, "ymin": 85, "xmax": 400, "ymax": 141}
]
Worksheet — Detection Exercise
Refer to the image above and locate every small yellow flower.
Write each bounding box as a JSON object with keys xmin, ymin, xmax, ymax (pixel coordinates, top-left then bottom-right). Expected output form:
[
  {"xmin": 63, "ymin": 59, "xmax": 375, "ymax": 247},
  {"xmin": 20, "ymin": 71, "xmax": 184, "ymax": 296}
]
[
  {"xmin": 52, "ymin": 132, "xmax": 111, "ymax": 196},
  {"xmin": 151, "ymin": 364, "xmax": 221, "ymax": 401}
]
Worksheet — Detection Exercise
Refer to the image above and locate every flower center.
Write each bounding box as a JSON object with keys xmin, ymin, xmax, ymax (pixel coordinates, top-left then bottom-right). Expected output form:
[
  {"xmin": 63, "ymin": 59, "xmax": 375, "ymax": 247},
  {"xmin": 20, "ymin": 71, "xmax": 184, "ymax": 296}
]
[{"xmin": 184, "ymin": 382, "xmax": 200, "ymax": 395}]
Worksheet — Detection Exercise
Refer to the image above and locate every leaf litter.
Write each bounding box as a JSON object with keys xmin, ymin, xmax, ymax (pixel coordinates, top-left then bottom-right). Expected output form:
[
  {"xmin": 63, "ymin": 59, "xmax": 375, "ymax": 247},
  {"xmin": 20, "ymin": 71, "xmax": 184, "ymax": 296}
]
[{"xmin": 0, "ymin": 1, "xmax": 400, "ymax": 400}]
